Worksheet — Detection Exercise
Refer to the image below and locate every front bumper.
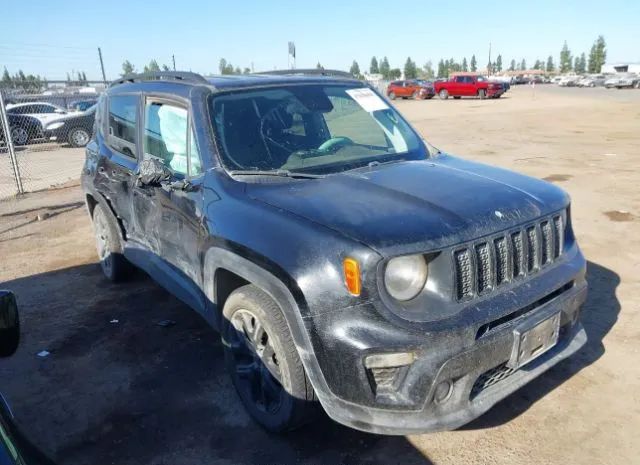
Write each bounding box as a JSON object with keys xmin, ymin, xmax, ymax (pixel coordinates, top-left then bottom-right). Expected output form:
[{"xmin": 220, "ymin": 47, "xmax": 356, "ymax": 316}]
[{"xmin": 304, "ymin": 248, "xmax": 588, "ymax": 434}]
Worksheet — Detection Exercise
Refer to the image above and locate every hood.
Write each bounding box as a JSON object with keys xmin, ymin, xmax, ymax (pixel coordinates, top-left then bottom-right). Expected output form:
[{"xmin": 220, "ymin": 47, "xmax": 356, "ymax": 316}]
[{"xmin": 246, "ymin": 155, "xmax": 569, "ymax": 256}]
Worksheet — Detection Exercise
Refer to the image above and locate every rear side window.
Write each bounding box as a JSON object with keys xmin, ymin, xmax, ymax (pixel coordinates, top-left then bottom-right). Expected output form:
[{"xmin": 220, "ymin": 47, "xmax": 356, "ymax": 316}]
[{"xmin": 107, "ymin": 95, "xmax": 138, "ymax": 158}]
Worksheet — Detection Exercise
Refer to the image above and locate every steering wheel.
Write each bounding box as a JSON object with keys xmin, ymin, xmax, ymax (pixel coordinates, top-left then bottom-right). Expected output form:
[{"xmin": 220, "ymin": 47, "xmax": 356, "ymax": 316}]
[{"xmin": 318, "ymin": 137, "xmax": 354, "ymax": 152}]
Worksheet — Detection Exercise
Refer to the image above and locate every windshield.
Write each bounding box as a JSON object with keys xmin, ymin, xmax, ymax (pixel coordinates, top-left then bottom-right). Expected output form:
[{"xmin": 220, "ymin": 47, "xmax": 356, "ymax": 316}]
[{"xmin": 209, "ymin": 84, "xmax": 426, "ymax": 175}]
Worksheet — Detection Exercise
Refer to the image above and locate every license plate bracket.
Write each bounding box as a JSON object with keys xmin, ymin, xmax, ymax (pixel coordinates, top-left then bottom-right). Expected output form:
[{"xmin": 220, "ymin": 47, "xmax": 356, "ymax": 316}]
[{"xmin": 507, "ymin": 312, "xmax": 561, "ymax": 369}]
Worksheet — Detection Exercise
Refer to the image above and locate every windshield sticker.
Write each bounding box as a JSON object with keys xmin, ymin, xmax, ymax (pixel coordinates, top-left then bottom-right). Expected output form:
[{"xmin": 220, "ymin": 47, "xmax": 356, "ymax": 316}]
[{"xmin": 345, "ymin": 88, "xmax": 389, "ymax": 113}]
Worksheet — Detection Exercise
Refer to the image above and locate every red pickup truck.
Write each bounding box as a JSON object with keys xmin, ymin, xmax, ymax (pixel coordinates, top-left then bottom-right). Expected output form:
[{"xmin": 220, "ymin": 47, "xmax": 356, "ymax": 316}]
[{"xmin": 434, "ymin": 74, "xmax": 505, "ymax": 99}]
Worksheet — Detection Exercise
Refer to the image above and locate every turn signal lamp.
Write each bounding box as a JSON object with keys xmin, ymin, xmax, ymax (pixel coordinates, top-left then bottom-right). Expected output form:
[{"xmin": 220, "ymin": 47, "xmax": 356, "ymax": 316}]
[{"xmin": 343, "ymin": 257, "xmax": 361, "ymax": 296}]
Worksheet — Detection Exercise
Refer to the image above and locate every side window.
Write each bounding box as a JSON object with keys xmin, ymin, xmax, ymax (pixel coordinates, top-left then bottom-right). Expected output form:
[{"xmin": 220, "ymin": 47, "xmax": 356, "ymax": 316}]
[
  {"xmin": 107, "ymin": 95, "xmax": 138, "ymax": 157},
  {"xmin": 455, "ymin": 76, "xmax": 465, "ymax": 83},
  {"xmin": 143, "ymin": 100, "xmax": 201, "ymax": 176}
]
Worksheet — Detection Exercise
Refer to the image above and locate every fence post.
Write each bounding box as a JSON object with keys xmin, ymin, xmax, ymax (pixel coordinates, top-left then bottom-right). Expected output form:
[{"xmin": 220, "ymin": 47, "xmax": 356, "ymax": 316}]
[{"xmin": 0, "ymin": 89, "xmax": 25, "ymax": 195}]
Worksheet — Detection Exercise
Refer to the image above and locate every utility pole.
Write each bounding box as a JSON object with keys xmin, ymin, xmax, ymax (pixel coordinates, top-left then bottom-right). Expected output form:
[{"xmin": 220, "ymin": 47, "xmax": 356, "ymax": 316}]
[
  {"xmin": 487, "ymin": 42, "xmax": 492, "ymax": 75},
  {"xmin": 98, "ymin": 47, "xmax": 107, "ymax": 83},
  {"xmin": 172, "ymin": 54, "xmax": 176, "ymax": 71}
]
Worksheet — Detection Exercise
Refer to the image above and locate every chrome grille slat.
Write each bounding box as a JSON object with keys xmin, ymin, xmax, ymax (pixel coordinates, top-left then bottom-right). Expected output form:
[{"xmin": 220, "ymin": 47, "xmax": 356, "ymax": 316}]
[{"xmin": 454, "ymin": 214, "xmax": 566, "ymax": 301}]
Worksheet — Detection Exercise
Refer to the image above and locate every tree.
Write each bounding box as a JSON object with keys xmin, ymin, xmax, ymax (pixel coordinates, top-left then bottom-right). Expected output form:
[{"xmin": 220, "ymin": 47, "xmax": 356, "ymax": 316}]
[
  {"xmin": 533, "ymin": 60, "xmax": 541, "ymax": 70},
  {"xmin": 509, "ymin": 59, "xmax": 516, "ymax": 71},
  {"xmin": 121, "ymin": 60, "xmax": 135, "ymax": 76},
  {"xmin": 496, "ymin": 55, "xmax": 503, "ymax": 73},
  {"xmin": 81, "ymin": 71, "xmax": 87, "ymax": 83},
  {"xmin": 162, "ymin": 64, "xmax": 170, "ymax": 71},
  {"xmin": 520, "ymin": 59, "xmax": 527, "ymax": 71},
  {"xmin": 243, "ymin": 67, "xmax": 251, "ymax": 74},
  {"xmin": 316, "ymin": 62, "xmax": 324, "ymax": 70},
  {"xmin": 379, "ymin": 56, "xmax": 390, "ymax": 79},
  {"xmin": 1, "ymin": 67, "xmax": 10, "ymax": 83},
  {"xmin": 470, "ymin": 55, "xmax": 477, "ymax": 72},
  {"xmin": 404, "ymin": 57, "xmax": 417, "ymax": 79},
  {"xmin": 219, "ymin": 58, "xmax": 234, "ymax": 74},
  {"xmin": 421, "ymin": 61, "xmax": 435, "ymax": 79},
  {"xmin": 595, "ymin": 35, "xmax": 606, "ymax": 72},
  {"xmin": 574, "ymin": 53, "xmax": 586, "ymax": 74},
  {"xmin": 462, "ymin": 57, "xmax": 468, "ymax": 72},
  {"xmin": 350, "ymin": 60, "xmax": 361, "ymax": 78},
  {"xmin": 234, "ymin": 67, "xmax": 241, "ymax": 74},
  {"xmin": 370, "ymin": 57, "xmax": 379, "ymax": 74},
  {"xmin": 143, "ymin": 59, "xmax": 161, "ymax": 73},
  {"xmin": 437, "ymin": 59, "xmax": 445, "ymax": 78},
  {"xmin": 587, "ymin": 43, "xmax": 598, "ymax": 73},
  {"xmin": 389, "ymin": 68, "xmax": 401, "ymax": 79},
  {"xmin": 546, "ymin": 55, "xmax": 555, "ymax": 73},
  {"xmin": 559, "ymin": 41, "xmax": 572, "ymax": 73}
]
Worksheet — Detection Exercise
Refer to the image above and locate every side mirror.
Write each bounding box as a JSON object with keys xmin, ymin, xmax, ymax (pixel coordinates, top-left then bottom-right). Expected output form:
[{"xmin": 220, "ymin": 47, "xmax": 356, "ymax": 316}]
[
  {"xmin": 138, "ymin": 156, "xmax": 172, "ymax": 186},
  {"xmin": 0, "ymin": 291, "xmax": 20, "ymax": 358}
]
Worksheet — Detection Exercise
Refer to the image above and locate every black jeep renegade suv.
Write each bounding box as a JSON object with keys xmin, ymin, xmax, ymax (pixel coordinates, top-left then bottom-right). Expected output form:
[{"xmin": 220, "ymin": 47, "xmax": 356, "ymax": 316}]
[{"xmin": 81, "ymin": 70, "xmax": 587, "ymax": 434}]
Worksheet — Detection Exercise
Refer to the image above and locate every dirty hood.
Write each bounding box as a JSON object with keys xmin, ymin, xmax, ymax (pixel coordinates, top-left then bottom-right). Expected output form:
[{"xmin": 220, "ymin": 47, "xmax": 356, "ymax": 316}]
[{"xmin": 246, "ymin": 155, "xmax": 569, "ymax": 256}]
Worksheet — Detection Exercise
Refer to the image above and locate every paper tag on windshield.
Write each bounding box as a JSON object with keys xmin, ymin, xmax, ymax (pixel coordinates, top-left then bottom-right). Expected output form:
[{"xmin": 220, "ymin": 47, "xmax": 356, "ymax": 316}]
[{"xmin": 346, "ymin": 88, "xmax": 389, "ymax": 113}]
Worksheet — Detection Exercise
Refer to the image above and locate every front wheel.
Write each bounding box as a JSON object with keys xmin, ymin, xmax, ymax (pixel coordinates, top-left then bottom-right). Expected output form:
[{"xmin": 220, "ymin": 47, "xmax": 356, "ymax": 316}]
[
  {"xmin": 222, "ymin": 285, "xmax": 317, "ymax": 432},
  {"xmin": 10, "ymin": 127, "xmax": 29, "ymax": 146},
  {"xmin": 68, "ymin": 127, "xmax": 90, "ymax": 147},
  {"xmin": 438, "ymin": 89, "xmax": 449, "ymax": 100},
  {"xmin": 478, "ymin": 89, "xmax": 487, "ymax": 99},
  {"xmin": 388, "ymin": 92, "xmax": 396, "ymax": 100},
  {"xmin": 92, "ymin": 203, "xmax": 132, "ymax": 282}
]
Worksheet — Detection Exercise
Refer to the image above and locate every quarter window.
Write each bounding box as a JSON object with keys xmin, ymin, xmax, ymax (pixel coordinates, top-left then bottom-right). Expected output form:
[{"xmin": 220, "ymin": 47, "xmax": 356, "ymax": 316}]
[
  {"xmin": 107, "ymin": 95, "xmax": 138, "ymax": 157},
  {"xmin": 143, "ymin": 101, "xmax": 201, "ymax": 176}
]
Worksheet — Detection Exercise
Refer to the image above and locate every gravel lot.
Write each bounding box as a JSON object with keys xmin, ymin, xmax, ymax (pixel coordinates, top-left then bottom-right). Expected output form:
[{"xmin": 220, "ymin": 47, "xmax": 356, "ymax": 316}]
[{"xmin": 0, "ymin": 85, "xmax": 638, "ymax": 465}]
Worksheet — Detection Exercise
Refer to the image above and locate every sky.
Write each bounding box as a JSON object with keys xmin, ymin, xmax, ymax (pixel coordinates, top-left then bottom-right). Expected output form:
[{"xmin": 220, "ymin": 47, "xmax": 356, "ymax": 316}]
[{"xmin": 1, "ymin": 0, "xmax": 639, "ymax": 81}]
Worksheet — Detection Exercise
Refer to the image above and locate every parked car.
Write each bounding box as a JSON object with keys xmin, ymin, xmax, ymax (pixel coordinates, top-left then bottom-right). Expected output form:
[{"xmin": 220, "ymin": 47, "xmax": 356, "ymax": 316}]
[
  {"xmin": 68, "ymin": 99, "xmax": 98, "ymax": 112},
  {"xmin": 44, "ymin": 105, "xmax": 96, "ymax": 147},
  {"xmin": 577, "ymin": 75, "xmax": 606, "ymax": 87},
  {"xmin": 0, "ymin": 113, "xmax": 43, "ymax": 146},
  {"xmin": 5, "ymin": 102, "xmax": 68, "ymax": 126},
  {"xmin": 604, "ymin": 74, "xmax": 640, "ymax": 89},
  {"xmin": 434, "ymin": 74, "xmax": 505, "ymax": 99},
  {"xmin": 386, "ymin": 80, "xmax": 433, "ymax": 100},
  {"xmin": 83, "ymin": 70, "xmax": 587, "ymax": 435},
  {"xmin": 0, "ymin": 290, "xmax": 56, "ymax": 465},
  {"xmin": 557, "ymin": 75, "xmax": 579, "ymax": 87}
]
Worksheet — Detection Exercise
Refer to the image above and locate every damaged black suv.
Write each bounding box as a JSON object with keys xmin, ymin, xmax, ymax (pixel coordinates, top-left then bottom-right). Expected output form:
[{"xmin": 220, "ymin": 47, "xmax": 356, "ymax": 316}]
[{"xmin": 82, "ymin": 70, "xmax": 587, "ymax": 434}]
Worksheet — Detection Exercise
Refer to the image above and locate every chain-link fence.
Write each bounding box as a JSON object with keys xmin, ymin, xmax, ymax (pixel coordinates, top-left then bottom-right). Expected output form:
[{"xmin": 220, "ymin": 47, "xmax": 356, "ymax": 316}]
[{"xmin": 0, "ymin": 81, "xmax": 105, "ymax": 199}]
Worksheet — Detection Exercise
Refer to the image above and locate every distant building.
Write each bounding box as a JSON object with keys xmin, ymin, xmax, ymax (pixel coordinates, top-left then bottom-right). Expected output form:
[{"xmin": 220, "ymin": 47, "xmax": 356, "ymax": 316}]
[{"xmin": 601, "ymin": 63, "xmax": 640, "ymax": 74}]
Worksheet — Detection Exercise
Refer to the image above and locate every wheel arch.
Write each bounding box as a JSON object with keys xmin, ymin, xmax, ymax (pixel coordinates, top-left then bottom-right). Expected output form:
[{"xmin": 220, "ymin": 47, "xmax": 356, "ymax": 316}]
[{"xmin": 85, "ymin": 190, "xmax": 127, "ymax": 242}]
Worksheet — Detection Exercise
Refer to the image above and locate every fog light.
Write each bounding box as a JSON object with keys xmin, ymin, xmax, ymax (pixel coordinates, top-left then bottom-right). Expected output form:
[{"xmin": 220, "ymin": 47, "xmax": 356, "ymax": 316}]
[{"xmin": 434, "ymin": 380, "xmax": 453, "ymax": 404}]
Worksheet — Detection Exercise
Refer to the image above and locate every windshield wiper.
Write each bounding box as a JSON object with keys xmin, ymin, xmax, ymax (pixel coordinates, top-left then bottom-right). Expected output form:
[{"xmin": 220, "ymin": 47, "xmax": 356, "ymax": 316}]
[{"xmin": 228, "ymin": 169, "xmax": 324, "ymax": 179}]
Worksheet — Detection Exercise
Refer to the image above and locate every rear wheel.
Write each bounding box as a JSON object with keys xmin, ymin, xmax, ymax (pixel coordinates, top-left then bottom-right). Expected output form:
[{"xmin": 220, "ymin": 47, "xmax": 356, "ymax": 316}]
[
  {"xmin": 388, "ymin": 92, "xmax": 396, "ymax": 100},
  {"xmin": 439, "ymin": 89, "xmax": 448, "ymax": 100},
  {"xmin": 412, "ymin": 91, "xmax": 419, "ymax": 99},
  {"xmin": 222, "ymin": 285, "xmax": 317, "ymax": 432},
  {"xmin": 92, "ymin": 203, "xmax": 131, "ymax": 282},
  {"xmin": 10, "ymin": 127, "xmax": 29, "ymax": 146},
  {"xmin": 68, "ymin": 127, "xmax": 90, "ymax": 148},
  {"xmin": 478, "ymin": 89, "xmax": 487, "ymax": 99}
]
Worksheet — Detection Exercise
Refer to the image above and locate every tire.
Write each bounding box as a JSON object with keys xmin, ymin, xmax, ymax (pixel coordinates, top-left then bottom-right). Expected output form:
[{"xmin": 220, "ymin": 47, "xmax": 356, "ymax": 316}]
[
  {"xmin": 478, "ymin": 89, "xmax": 487, "ymax": 99},
  {"xmin": 222, "ymin": 284, "xmax": 317, "ymax": 432},
  {"xmin": 68, "ymin": 127, "xmax": 90, "ymax": 148},
  {"xmin": 411, "ymin": 91, "xmax": 418, "ymax": 99},
  {"xmin": 92, "ymin": 203, "xmax": 131, "ymax": 282},
  {"xmin": 388, "ymin": 92, "xmax": 396, "ymax": 100},
  {"xmin": 10, "ymin": 126, "xmax": 29, "ymax": 146},
  {"xmin": 438, "ymin": 89, "xmax": 448, "ymax": 100},
  {"xmin": 453, "ymin": 96, "xmax": 461, "ymax": 100}
]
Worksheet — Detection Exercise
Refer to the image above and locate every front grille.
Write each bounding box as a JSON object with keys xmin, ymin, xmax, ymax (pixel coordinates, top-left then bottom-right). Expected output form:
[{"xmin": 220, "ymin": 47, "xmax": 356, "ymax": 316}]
[
  {"xmin": 470, "ymin": 362, "xmax": 516, "ymax": 400},
  {"xmin": 454, "ymin": 214, "xmax": 565, "ymax": 302}
]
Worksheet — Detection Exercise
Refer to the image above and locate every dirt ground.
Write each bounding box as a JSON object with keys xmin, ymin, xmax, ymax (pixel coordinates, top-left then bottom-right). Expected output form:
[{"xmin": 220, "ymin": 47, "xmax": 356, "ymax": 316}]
[{"xmin": 0, "ymin": 85, "xmax": 638, "ymax": 465}]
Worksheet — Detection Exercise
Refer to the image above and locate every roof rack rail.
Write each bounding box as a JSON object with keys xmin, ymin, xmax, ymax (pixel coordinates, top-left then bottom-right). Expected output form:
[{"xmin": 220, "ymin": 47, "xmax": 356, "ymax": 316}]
[
  {"xmin": 256, "ymin": 69, "xmax": 355, "ymax": 79},
  {"xmin": 109, "ymin": 71, "xmax": 209, "ymax": 87}
]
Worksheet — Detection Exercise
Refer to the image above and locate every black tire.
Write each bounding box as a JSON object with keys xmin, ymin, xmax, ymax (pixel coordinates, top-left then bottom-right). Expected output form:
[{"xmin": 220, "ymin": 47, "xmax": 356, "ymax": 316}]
[
  {"xmin": 10, "ymin": 126, "xmax": 29, "ymax": 146},
  {"xmin": 222, "ymin": 284, "xmax": 317, "ymax": 432},
  {"xmin": 67, "ymin": 127, "xmax": 91, "ymax": 148},
  {"xmin": 453, "ymin": 96, "xmax": 461, "ymax": 100},
  {"xmin": 439, "ymin": 89, "xmax": 448, "ymax": 100},
  {"xmin": 478, "ymin": 89, "xmax": 487, "ymax": 99},
  {"xmin": 92, "ymin": 203, "xmax": 131, "ymax": 282},
  {"xmin": 388, "ymin": 92, "xmax": 396, "ymax": 100}
]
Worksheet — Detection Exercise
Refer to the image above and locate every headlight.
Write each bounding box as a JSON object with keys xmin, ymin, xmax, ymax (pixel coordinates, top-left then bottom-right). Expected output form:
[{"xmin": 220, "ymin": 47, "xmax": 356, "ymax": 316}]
[
  {"xmin": 384, "ymin": 254, "xmax": 428, "ymax": 301},
  {"xmin": 46, "ymin": 122, "xmax": 65, "ymax": 130}
]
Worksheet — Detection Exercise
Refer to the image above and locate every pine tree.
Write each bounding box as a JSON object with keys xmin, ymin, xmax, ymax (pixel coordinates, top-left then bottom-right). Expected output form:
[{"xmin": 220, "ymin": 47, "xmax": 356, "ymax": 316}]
[
  {"xmin": 470, "ymin": 55, "xmax": 477, "ymax": 72},
  {"xmin": 520, "ymin": 59, "xmax": 527, "ymax": 71},
  {"xmin": 389, "ymin": 68, "xmax": 401, "ymax": 79},
  {"xmin": 2, "ymin": 67, "xmax": 11, "ymax": 83},
  {"xmin": 404, "ymin": 57, "xmax": 417, "ymax": 79},
  {"xmin": 462, "ymin": 57, "xmax": 468, "ymax": 72},
  {"xmin": 546, "ymin": 55, "xmax": 555, "ymax": 73},
  {"xmin": 496, "ymin": 55, "xmax": 503, "ymax": 72},
  {"xmin": 370, "ymin": 57, "xmax": 379, "ymax": 74},
  {"xmin": 81, "ymin": 71, "xmax": 87, "ymax": 83},
  {"xmin": 316, "ymin": 62, "xmax": 323, "ymax": 70},
  {"xmin": 437, "ymin": 59, "xmax": 445, "ymax": 78},
  {"xmin": 559, "ymin": 41, "xmax": 572, "ymax": 73},
  {"xmin": 350, "ymin": 60, "xmax": 361, "ymax": 78},
  {"xmin": 595, "ymin": 35, "xmax": 606, "ymax": 72},
  {"xmin": 587, "ymin": 43, "xmax": 598, "ymax": 73},
  {"xmin": 422, "ymin": 61, "xmax": 434, "ymax": 79},
  {"xmin": 509, "ymin": 59, "xmax": 516, "ymax": 71},
  {"xmin": 379, "ymin": 56, "xmax": 390, "ymax": 79}
]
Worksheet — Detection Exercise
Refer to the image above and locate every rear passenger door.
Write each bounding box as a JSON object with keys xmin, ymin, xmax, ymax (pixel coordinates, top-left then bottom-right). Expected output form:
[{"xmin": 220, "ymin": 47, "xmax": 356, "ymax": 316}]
[{"xmin": 95, "ymin": 94, "xmax": 139, "ymax": 237}]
